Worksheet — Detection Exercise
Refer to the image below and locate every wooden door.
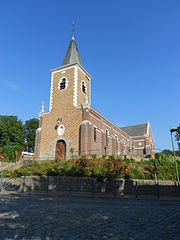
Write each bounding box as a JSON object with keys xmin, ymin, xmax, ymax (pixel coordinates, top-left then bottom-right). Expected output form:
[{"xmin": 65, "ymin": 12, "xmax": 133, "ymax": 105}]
[{"xmin": 55, "ymin": 140, "xmax": 66, "ymax": 161}]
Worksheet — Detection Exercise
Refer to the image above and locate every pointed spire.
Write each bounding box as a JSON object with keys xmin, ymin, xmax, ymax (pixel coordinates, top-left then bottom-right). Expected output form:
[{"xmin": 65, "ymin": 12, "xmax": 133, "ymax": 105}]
[
  {"xmin": 41, "ymin": 101, "xmax": 44, "ymax": 113},
  {"xmin": 61, "ymin": 22, "xmax": 82, "ymax": 67},
  {"xmin": 39, "ymin": 101, "xmax": 45, "ymax": 117}
]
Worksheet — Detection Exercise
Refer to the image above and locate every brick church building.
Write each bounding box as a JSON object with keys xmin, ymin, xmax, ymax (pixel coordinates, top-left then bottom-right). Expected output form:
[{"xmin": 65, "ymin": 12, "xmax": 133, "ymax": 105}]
[{"xmin": 34, "ymin": 35, "xmax": 154, "ymax": 160}]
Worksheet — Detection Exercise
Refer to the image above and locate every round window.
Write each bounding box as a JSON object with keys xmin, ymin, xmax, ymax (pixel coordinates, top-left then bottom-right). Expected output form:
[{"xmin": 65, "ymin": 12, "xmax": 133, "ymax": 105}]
[{"xmin": 57, "ymin": 125, "xmax": 65, "ymax": 136}]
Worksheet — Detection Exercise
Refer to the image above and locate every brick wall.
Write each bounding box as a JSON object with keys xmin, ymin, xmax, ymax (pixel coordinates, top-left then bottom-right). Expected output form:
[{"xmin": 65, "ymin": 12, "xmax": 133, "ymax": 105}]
[
  {"xmin": 34, "ymin": 61, "xmax": 154, "ymax": 160},
  {"xmin": 80, "ymin": 108, "xmax": 154, "ymax": 158}
]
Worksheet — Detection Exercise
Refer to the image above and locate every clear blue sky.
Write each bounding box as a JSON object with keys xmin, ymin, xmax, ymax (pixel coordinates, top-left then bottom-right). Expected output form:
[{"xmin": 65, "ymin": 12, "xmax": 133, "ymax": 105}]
[{"xmin": 0, "ymin": 0, "xmax": 179, "ymax": 151}]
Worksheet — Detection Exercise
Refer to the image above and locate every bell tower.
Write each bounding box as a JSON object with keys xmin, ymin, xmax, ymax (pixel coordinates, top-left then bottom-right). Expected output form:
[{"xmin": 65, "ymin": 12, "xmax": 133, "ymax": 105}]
[
  {"xmin": 49, "ymin": 35, "xmax": 91, "ymax": 112},
  {"xmin": 34, "ymin": 29, "xmax": 92, "ymax": 160}
]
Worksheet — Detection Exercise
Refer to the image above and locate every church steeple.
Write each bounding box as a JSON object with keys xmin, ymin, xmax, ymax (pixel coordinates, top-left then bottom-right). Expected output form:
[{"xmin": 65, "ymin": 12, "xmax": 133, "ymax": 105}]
[
  {"xmin": 61, "ymin": 37, "xmax": 82, "ymax": 67},
  {"xmin": 39, "ymin": 101, "xmax": 45, "ymax": 117},
  {"xmin": 61, "ymin": 21, "xmax": 82, "ymax": 67}
]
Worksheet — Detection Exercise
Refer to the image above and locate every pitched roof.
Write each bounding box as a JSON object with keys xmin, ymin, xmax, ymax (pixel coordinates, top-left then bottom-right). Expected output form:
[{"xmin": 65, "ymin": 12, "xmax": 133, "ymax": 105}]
[
  {"xmin": 120, "ymin": 123, "xmax": 148, "ymax": 137},
  {"xmin": 61, "ymin": 37, "xmax": 82, "ymax": 67}
]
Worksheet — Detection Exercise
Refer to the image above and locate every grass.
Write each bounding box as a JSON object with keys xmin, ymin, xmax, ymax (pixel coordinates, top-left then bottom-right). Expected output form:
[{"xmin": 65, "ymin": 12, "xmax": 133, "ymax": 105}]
[{"xmin": 1, "ymin": 154, "xmax": 180, "ymax": 181}]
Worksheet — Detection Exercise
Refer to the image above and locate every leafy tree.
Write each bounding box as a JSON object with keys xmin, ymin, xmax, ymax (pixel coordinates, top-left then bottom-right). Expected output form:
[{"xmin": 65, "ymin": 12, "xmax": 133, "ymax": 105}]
[
  {"xmin": 162, "ymin": 149, "xmax": 171, "ymax": 155},
  {"xmin": 0, "ymin": 116, "xmax": 25, "ymax": 160},
  {"xmin": 0, "ymin": 116, "xmax": 24, "ymax": 147},
  {"xmin": 23, "ymin": 118, "xmax": 39, "ymax": 152}
]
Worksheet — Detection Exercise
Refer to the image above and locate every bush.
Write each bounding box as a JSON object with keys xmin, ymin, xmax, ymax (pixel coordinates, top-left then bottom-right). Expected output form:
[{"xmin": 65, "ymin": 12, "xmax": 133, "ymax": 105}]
[
  {"xmin": 108, "ymin": 155, "xmax": 115, "ymax": 160},
  {"xmin": 1, "ymin": 145, "xmax": 23, "ymax": 161},
  {"xmin": 4, "ymin": 155, "xmax": 180, "ymax": 182},
  {"xmin": 0, "ymin": 151, "xmax": 8, "ymax": 162}
]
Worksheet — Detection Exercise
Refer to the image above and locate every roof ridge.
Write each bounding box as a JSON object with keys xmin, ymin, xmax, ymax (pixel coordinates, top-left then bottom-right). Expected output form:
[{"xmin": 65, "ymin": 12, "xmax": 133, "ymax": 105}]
[{"xmin": 121, "ymin": 123, "xmax": 148, "ymax": 129}]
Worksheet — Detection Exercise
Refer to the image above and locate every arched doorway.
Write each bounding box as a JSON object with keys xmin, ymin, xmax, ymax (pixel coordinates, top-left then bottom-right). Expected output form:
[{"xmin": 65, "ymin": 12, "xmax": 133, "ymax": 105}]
[{"xmin": 55, "ymin": 140, "xmax": 66, "ymax": 160}]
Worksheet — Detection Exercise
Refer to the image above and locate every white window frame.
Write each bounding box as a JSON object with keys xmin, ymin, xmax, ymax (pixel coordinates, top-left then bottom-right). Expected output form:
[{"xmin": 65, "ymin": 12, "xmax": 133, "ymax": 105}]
[{"xmin": 57, "ymin": 125, "xmax": 65, "ymax": 136}]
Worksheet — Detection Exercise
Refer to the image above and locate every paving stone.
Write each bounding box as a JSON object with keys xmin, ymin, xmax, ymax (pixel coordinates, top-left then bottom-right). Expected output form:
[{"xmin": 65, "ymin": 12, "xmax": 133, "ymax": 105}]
[{"xmin": 0, "ymin": 194, "xmax": 180, "ymax": 239}]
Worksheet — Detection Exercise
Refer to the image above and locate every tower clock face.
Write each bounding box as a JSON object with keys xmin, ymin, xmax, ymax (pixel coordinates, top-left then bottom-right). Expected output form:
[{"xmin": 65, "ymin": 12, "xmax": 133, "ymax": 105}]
[{"xmin": 57, "ymin": 125, "xmax": 65, "ymax": 136}]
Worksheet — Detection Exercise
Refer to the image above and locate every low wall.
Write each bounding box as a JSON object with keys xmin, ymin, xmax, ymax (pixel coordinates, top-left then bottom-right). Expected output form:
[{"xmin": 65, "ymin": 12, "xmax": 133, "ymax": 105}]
[{"xmin": 0, "ymin": 176, "xmax": 180, "ymax": 200}]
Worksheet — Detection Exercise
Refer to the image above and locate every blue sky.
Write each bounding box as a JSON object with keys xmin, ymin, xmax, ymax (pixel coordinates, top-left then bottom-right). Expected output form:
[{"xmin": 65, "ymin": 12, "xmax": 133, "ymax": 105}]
[{"xmin": 0, "ymin": 0, "xmax": 179, "ymax": 151}]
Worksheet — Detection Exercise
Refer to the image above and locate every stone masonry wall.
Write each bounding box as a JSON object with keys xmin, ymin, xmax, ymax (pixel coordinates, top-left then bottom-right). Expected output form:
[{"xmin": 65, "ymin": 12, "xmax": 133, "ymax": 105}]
[{"xmin": 1, "ymin": 177, "xmax": 179, "ymax": 200}]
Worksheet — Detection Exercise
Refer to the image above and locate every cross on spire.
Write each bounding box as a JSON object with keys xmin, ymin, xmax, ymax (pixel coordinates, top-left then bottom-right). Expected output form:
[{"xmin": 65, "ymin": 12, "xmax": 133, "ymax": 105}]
[{"xmin": 72, "ymin": 20, "xmax": 75, "ymax": 40}]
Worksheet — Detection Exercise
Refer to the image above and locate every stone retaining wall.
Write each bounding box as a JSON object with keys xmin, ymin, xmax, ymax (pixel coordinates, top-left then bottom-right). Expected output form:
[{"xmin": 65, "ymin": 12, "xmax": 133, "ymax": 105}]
[{"xmin": 0, "ymin": 176, "xmax": 180, "ymax": 200}]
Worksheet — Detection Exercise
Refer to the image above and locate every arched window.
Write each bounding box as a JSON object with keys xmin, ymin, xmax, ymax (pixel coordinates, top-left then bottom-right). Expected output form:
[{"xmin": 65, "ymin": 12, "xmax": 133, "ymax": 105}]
[
  {"xmin": 81, "ymin": 81, "xmax": 86, "ymax": 94},
  {"xmin": 59, "ymin": 77, "xmax": 67, "ymax": 90},
  {"xmin": 105, "ymin": 129, "xmax": 109, "ymax": 146}
]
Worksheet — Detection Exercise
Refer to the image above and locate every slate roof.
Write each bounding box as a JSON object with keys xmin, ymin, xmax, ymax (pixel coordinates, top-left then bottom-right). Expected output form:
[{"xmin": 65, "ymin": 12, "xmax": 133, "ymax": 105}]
[
  {"xmin": 61, "ymin": 37, "xmax": 82, "ymax": 66},
  {"xmin": 121, "ymin": 123, "xmax": 148, "ymax": 137}
]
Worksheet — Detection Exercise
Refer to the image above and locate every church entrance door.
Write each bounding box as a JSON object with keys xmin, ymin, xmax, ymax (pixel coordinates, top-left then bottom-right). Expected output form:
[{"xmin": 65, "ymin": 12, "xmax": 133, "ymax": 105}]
[{"xmin": 55, "ymin": 140, "xmax": 66, "ymax": 161}]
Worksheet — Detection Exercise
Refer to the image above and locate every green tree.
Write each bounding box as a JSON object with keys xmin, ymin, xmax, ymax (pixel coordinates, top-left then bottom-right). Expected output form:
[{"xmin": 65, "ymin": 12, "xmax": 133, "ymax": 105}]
[
  {"xmin": 0, "ymin": 116, "xmax": 24, "ymax": 147},
  {"xmin": 0, "ymin": 116, "xmax": 25, "ymax": 160},
  {"xmin": 23, "ymin": 118, "xmax": 39, "ymax": 152},
  {"xmin": 162, "ymin": 149, "xmax": 172, "ymax": 155}
]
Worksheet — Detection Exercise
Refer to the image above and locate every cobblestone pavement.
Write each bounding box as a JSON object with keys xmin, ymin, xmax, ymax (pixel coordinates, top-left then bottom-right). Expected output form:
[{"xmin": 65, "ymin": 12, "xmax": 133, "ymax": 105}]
[{"xmin": 0, "ymin": 194, "xmax": 180, "ymax": 240}]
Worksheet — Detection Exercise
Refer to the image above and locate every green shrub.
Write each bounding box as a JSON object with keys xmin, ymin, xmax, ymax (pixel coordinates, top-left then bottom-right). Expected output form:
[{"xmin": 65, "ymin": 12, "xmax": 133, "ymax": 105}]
[
  {"xmin": 3, "ymin": 155, "xmax": 180, "ymax": 182},
  {"xmin": 1, "ymin": 145, "xmax": 23, "ymax": 161},
  {"xmin": 1, "ymin": 169, "xmax": 11, "ymax": 177},
  {"xmin": 129, "ymin": 166, "xmax": 145, "ymax": 179},
  {"xmin": 123, "ymin": 156, "xmax": 131, "ymax": 164},
  {"xmin": 108, "ymin": 155, "xmax": 115, "ymax": 160}
]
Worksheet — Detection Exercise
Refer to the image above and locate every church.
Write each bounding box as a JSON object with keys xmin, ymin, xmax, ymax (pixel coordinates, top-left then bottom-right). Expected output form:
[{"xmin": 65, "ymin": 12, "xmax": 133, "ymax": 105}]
[{"xmin": 34, "ymin": 34, "xmax": 154, "ymax": 160}]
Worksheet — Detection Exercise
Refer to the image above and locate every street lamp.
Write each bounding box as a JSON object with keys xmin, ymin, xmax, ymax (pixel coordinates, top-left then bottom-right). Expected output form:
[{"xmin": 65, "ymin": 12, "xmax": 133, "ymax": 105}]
[
  {"xmin": 176, "ymin": 126, "xmax": 180, "ymax": 152},
  {"xmin": 24, "ymin": 138, "xmax": 28, "ymax": 152},
  {"xmin": 170, "ymin": 128, "xmax": 180, "ymax": 191}
]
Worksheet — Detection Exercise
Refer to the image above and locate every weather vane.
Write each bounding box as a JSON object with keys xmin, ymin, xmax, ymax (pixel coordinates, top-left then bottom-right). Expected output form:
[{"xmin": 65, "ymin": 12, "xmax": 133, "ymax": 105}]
[{"xmin": 72, "ymin": 20, "xmax": 75, "ymax": 39}]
